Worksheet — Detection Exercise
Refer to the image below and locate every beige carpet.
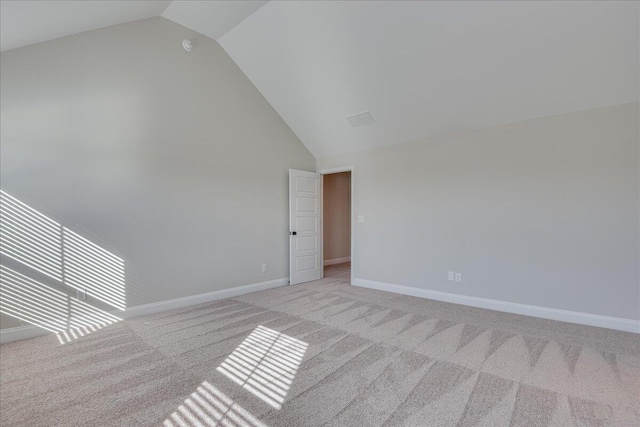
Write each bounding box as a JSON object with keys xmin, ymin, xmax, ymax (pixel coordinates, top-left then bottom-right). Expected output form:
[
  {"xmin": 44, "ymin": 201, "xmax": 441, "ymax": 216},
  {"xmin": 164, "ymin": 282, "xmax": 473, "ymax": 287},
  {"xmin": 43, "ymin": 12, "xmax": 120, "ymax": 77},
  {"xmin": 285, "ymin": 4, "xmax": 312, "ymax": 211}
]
[{"xmin": 1, "ymin": 263, "xmax": 638, "ymax": 426}]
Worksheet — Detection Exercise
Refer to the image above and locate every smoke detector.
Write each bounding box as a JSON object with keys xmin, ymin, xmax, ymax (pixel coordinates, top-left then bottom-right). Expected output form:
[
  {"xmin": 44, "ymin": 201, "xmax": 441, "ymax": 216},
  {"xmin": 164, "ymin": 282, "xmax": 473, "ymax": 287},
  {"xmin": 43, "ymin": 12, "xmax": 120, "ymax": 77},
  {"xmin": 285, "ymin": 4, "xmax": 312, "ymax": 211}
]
[
  {"xmin": 183, "ymin": 39, "xmax": 194, "ymax": 52},
  {"xmin": 347, "ymin": 111, "xmax": 375, "ymax": 127}
]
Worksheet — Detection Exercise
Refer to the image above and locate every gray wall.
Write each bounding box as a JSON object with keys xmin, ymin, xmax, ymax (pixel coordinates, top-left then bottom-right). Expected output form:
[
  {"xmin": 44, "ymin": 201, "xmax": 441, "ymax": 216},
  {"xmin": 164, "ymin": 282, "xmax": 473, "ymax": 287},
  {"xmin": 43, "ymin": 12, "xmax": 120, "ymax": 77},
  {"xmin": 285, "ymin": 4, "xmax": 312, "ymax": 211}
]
[
  {"xmin": 317, "ymin": 103, "xmax": 640, "ymax": 320},
  {"xmin": 323, "ymin": 172, "xmax": 351, "ymax": 261},
  {"xmin": 0, "ymin": 17, "xmax": 315, "ymax": 329}
]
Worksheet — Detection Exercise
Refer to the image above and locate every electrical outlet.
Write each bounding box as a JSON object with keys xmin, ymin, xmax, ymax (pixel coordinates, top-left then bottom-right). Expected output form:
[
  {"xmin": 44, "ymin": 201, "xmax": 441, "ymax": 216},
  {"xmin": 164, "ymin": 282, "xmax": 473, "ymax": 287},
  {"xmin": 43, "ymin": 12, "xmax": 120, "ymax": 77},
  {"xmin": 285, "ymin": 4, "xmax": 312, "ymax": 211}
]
[
  {"xmin": 261, "ymin": 263, "xmax": 267, "ymax": 273},
  {"xmin": 448, "ymin": 271, "xmax": 455, "ymax": 281},
  {"xmin": 76, "ymin": 289, "xmax": 87, "ymax": 301},
  {"xmin": 455, "ymin": 273, "xmax": 462, "ymax": 283},
  {"xmin": 357, "ymin": 215, "xmax": 365, "ymax": 223}
]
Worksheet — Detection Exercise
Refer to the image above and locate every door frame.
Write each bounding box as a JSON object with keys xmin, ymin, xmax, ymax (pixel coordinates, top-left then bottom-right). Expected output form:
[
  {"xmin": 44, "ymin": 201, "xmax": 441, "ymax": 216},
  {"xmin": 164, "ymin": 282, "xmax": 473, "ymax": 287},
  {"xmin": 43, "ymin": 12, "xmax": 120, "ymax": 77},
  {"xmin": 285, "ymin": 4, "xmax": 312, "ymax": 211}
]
[{"xmin": 317, "ymin": 166, "xmax": 355, "ymax": 285}]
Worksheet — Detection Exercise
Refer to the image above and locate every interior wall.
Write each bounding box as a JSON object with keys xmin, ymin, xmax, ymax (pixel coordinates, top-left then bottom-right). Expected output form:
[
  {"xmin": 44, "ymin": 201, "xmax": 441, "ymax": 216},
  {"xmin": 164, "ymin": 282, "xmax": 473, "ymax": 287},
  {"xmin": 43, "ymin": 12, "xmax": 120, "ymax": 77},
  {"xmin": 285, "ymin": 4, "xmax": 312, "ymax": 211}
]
[
  {"xmin": 0, "ymin": 17, "xmax": 315, "ymax": 330},
  {"xmin": 317, "ymin": 103, "xmax": 640, "ymax": 320},
  {"xmin": 323, "ymin": 172, "xmax": 351, "ymax": 263}
]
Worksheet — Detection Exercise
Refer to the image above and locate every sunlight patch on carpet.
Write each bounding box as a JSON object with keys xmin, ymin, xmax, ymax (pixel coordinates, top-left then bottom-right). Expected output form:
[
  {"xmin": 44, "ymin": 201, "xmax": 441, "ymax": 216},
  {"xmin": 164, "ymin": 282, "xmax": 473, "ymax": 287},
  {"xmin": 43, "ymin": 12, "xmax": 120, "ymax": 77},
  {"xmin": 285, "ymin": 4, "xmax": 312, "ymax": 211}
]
[
  {"xmin": 163, "ymin": 381, "xmax": 268, "ymax": 427},
  {"xmin": 216, "ymin": 325, "xmax": 308, "ymax": 409}
]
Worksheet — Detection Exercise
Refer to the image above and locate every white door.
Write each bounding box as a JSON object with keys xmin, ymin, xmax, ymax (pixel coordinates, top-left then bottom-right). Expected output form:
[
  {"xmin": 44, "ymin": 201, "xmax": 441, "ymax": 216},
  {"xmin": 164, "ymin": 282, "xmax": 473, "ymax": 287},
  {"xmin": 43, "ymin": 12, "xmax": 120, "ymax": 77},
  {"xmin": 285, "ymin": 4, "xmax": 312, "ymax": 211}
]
[{"xmin": 289, "ymin": 169, "xmax": 322, "ymax": 285}]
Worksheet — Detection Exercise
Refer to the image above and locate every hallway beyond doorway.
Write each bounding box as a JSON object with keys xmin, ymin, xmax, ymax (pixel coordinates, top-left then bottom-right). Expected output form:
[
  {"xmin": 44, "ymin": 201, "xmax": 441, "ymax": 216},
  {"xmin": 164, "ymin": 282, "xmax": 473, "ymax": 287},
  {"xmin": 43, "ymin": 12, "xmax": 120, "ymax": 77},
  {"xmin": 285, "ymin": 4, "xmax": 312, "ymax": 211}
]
[{"xmin": 324, "ymin": 262, "xmax": 350, "ymax": 282}]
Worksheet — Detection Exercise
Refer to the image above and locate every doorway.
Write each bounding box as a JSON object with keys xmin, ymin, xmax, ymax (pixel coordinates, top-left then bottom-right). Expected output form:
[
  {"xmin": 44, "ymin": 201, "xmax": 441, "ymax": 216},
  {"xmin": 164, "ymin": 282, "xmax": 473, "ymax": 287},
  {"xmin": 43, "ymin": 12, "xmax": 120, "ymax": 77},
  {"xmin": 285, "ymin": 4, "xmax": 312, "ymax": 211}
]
[
  {"xmin": 288, "ymin": 167, "xmax": 354, "ymax": 286},
  {"xmin": 322, "ymin": 171, "xmax": 351, "ymax": 282}
]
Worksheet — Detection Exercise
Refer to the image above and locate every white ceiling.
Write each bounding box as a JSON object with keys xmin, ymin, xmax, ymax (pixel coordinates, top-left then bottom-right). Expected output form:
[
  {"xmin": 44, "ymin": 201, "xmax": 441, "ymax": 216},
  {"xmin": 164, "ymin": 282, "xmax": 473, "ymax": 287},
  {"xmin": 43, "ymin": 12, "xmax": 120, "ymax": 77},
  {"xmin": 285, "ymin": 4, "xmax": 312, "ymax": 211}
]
[
  {"xmin": 0, "ymin": 0, "xmax": 266, "ymax": 52},
  {"xmin": 161, "ymin": 1, "xmax": 268, "ymax": 41},
  {"xmin": 0, "ymin": 1, "xmax": 171, "ymax": 52},
  {"xmin": 219, "ymin": 1, "xmax": 640, "ymax": 158},
  {"xmin": 2, "ymin": 1, "xmax": 638, "ymax": 159}
]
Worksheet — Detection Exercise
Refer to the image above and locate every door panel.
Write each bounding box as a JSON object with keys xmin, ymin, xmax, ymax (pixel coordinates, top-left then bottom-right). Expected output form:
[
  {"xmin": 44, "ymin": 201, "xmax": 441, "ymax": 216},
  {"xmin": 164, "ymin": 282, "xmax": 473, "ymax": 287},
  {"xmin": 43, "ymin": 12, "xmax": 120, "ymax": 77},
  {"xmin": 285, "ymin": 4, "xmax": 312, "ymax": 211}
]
[
  {"xmin": 296, "ymin": 236, "xmax": 317, "ymax": 252},
  {"xmin": 295, "ymin": 197, "xmax": 317, "ymax": 212},
  {"xmin": 289, "ymin": 169, "xmax": 322, "ymax": 285}
]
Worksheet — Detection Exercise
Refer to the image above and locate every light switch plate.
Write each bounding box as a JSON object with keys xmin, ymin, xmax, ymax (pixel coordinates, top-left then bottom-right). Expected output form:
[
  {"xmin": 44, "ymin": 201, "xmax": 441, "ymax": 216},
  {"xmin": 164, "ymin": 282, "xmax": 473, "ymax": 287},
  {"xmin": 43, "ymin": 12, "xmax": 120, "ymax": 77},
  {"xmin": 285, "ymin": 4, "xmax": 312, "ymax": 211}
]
[
  {"xmin": 448, "ymin": 271, "xmax": 455, "ymax": 281},
  {"xmin": 77, "ymin": 289, "xmax": 87, "ymax": 301},
  {"xmin": 261, "ymin": 263, "xmax": 267, "ymax": 273},
  {"xmin": 357, "ymin": 215, "xmax": 365, "ymax": 223}
]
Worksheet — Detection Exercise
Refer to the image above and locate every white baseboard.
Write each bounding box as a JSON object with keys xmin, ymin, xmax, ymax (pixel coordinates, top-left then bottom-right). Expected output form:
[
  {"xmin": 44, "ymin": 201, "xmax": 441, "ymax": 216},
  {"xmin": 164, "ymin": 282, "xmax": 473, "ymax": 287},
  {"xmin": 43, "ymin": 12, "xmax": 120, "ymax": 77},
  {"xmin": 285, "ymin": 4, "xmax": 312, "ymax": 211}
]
[
  {"xmin": 121, "ymin": 278, "xmax": 288, "ymax": 319},
  {"xmin": 0, "ymin": 325, "xmax": 49, "ymax": 343},
  {"xmin": 352, "ymin": 278, "xmax": 640, "ymax": 334},
  {"xmin": 324, "ymin": 257, "xmax": 351, "ymax": 266},
  {"xmin": 0, "ymin": 277, "xmax": 289, "ymax": 344}
]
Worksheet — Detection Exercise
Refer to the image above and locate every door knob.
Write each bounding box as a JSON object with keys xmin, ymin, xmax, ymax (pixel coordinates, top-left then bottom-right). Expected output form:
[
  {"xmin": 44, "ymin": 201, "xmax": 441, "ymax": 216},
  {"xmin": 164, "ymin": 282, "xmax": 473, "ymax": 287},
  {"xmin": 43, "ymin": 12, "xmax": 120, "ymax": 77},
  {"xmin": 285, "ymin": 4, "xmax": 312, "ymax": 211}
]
[{"xmin": 290, "ymin": 231, "xmax": 297, "ymax": 235}]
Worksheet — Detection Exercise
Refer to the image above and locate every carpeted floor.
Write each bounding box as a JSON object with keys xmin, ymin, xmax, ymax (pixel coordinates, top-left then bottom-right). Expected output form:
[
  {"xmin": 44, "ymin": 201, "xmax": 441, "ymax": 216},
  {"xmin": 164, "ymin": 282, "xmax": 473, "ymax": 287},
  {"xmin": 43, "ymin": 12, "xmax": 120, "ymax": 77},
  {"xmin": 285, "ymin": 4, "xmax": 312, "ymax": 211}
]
[{"xmin": 1, "ymin": 263, "xmax": 638, "ymax": 426}]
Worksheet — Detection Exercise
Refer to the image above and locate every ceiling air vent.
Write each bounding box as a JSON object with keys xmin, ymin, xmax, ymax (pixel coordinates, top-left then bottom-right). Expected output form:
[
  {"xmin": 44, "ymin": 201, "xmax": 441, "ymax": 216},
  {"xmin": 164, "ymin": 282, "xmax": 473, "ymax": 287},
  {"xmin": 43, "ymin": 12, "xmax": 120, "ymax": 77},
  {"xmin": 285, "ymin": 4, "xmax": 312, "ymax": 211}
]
[{"xmin": 347, "ymin": 111, "xmax": 375, "ymax": 127}]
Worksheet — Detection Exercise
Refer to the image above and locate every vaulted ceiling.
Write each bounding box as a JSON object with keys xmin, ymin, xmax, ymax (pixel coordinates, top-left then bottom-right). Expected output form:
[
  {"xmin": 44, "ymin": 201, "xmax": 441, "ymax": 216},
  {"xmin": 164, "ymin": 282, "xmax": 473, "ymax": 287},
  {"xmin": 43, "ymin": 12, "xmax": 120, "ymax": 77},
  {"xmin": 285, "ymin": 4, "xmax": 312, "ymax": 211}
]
[
  {"xmin": 2, "ymin": 1, "xmax": 638, "ymax": 158},
  {"xmin": 0, "ymin": 1, "xmax": 266, "ymax": 52},
  {"xmin": 1, "ymin": 1, "xmax": 170, "ymax": 52},
  {"xmin": 219, "ymin": 1, "xmax": 639, "ymax": 158}
]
